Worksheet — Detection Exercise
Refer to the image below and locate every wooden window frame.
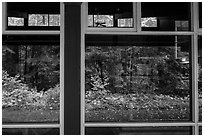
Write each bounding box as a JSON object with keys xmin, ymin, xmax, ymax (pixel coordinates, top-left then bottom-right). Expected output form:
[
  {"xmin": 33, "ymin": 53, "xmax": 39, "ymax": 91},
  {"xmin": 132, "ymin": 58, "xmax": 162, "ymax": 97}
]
[{"xmin": 81, "ymin": 2, "xmax": 202, "ymax": 135}]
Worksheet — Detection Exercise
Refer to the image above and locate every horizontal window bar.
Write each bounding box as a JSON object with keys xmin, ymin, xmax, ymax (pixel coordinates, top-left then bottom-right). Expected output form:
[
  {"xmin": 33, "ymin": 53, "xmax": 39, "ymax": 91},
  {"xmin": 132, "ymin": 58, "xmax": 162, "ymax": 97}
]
[
  {"xmin": 2, "ymin": 30, "xmax": 60, "ymax": 35},
  {"xmin": 85, "ymin": 122, "xmax": 198, "ymax": 127},
  {"xmin": 2, "ymin": 124, "xmax": 60, "ymax": 128},
  {"xmin": 198, "ymin": 29, "xmax": 202, "ymax": 35},
  {"xmin": 198, "ymin": 123, "xmax": 202, "ymax": 126},
  {"xmin": 87, "ymin": 28, "xmax": 136, "ymax": 32},
  {"xmin": 85, "ymin": 31, "xmax": 195, "ymax": 35}
]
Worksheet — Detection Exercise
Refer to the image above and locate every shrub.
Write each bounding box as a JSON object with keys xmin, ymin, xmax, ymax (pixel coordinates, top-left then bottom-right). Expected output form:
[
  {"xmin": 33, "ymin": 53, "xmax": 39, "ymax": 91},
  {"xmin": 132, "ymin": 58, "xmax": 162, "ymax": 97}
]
[
  {"xmin": 156, "ymin": 59, "xmax": 189, "ymax": 97},
  {"xmin": 44, "ymin": 84, "xmax": 60, "ymax": 110},
  {"xmin": 2, "ymin": 70, "xmax": 33, "ymax": 109},
  {"xmin": 2, "ymin": 70, "xmax": 60, "ymax": 110}
]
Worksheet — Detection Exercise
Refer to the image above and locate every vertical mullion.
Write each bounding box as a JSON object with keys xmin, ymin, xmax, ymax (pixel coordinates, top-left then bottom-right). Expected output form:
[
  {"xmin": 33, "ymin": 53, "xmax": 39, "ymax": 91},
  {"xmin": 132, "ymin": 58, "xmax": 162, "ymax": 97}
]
[
  {"xmin": 136, "ymin": 2, "xmax": 141, "ymax": 32},
  {"xmin": 0, "ymin": 3, "xmax": 3, "ymax": 130},
  {"xmin": 84, "ymin": 2, "xmax": 88, "ymax": 32},
  {"xmin": 132, "ymin": 2, "xmax": 137, "ymax": 31},
  {"xmin": 2, "ymin": 2, "xmax": 6, "ymax": 33},
  {"xmin": 81, "ymin": 2, "xmax": 86, "ymax": 135},
  {"xmin": 60, "ymin": 2, "xmax": 64, "ymax": 135},
  {"xmin": 191, "ymin": 2, "xmax": 199, "ymax": 135}
]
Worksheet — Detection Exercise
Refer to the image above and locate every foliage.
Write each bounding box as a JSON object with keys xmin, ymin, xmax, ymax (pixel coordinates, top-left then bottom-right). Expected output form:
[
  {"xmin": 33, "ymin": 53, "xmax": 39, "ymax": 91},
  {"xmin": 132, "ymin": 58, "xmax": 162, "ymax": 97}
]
[
  {"xmin": 198, "ymin": 64, "xmax": 202, "ymax": 97},
  {"xmin": 2, "ymin": 70, "xmax": 60, "ymax": 110},
  {"xmin": 86, "ymin": 92, "xmax": 190, "ymax": 122},
  {"xmin": 2, "ymin": 70, "xmax": 31, "ymax": 109},
  {"xmin": 86, "ymin": 46, "xmax": 190, "ymax": 96},
  {"xmin": 2, "ymin": 45, "xmax": 60, "ymax": 91},
  {"xmin": 156, "ymin": 58, "xmax": 189, "ymax": 96}
]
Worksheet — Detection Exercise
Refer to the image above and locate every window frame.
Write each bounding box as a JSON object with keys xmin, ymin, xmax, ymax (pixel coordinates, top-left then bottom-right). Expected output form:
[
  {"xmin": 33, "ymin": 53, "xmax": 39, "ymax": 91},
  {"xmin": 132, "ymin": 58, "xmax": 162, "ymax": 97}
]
[
  {"xmin": 2, "ymin": 2, "xmax": 64, "ymax": 135},
  {"xmin": 81, "ymin": 2, "xmax": 202, "ymax": 135},
  {"xmin": 2, "ymin": 3, "xmax": 60, "ymax": 35},
  {"xmin": 84, "ymin": 2, "xmax": 137, "ymax": 32}
]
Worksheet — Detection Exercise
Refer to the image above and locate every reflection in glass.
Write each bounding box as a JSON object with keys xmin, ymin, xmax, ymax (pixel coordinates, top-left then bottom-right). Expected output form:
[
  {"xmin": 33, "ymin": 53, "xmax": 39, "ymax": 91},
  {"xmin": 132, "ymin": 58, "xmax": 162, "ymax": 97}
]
[
  {"xmin": 118, "ymin": 18, "xmax": 133, "ymax": 27},
  {"xmin": 2, "ymin": 128, "xmax": 59, "ymax": 135},
  {"xmin": 85, "ymin": 127, "xmax": 192, "ymax": 135},
  {"xmin": 93, "ymin": 15, "xmax": 113, "ymax": 27},
  {"xmin": 2, "ymin": 35, "xmax": 60, "ymax": 123},
  {"xmin": 88, "ymin": 2, "xmax": 133, "ymax": 28},
  {"xmin": 6, "ymin": 2, "xmax": 60, "ymax": 30},
  {"xmin": 141, "ymin": 2, "xmax": 191, "ymax": 31},
  {"xmin": 199, "ymin": 2, "xmax": 202, "ymax": 28},
  {"xmin": 28, "ymin": 14, "xmax": 60, "ymax": 26},
  {"xmin": 8, "ymin": 17, "xmax": 24, "ymax": 26},
  {"xmin": 85, "ymin": 35, "xmax": 191, "ymax": 122},
  {"xmin": 29, "ymin": 14, "xmax": 49, "ymax": 26},
  {"xmin": 49, "ymin": 14, "xmax": 60, "ymax": 26},
  {"xmin": 141, "ymin": 17, "xmax": 157, "ymax": 27},
  {"xmin": 198, "ymin": 36, "xmax": 202, "ymax": 121},
  {"xmin": 199, "ymin": 126, "xmax": 202, "ymax": 135}
]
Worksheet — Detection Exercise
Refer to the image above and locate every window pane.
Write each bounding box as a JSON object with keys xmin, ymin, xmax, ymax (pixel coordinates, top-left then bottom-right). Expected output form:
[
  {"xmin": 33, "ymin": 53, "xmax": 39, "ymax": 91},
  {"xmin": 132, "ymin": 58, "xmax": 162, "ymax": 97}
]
[
  {"xmin": 141, "ymin": 17, "xmax": 157, "ymax": 27},
  {"xmin": 28, "ymin": 14, "xmax": 48, "ymax": 26},
  {"xmin": 85, "ymin": 35, "xmax": 191, "ymax": 122},
  {"xmin": 141, "ymin": 2, "xmax": 191, "ymax": 31},
  {"xmin": 198, "ymin": 36, "xmax": 202, "ymax": 121},
  {"xmin": 6, "ymin": 2, "xmax": 60, "ymax": 30},
  {"xmin": 8, "ymin": 17, "xmax": 24, "ymax": 26},
  {"xmin": 88, "ymin": 2, "xmax": 133, "ymax": 28},
  {"xmin": 2, "ymin": 35, "xmax": 60, "ymax": 123},
  {"xmin": 2, "ymin": 128, "xmax": 59, "ymax": 135},
  {"xmin": 199, "ymin": 2, "xmax": 202, "ymax": 28},
  {"xmin": 199, "ymin": 126, "xmax": 202, "ymax": 135},
  {"xmin": 85, "ymin": 127, "xmax": 192, "ymax": 135},
  {"xmin": 49, "ymin": 14, "xmax": 60, "ymax": 26}
]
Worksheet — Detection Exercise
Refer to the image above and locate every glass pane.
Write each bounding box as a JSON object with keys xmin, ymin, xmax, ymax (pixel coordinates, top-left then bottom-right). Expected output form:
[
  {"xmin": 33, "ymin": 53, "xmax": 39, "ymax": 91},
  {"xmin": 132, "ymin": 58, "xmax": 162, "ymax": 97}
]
[
  {"xmin": 199, "ymin": 126, "xmax": 202, "ymax": 135},
  {"xmin": 49, "ymin": 14, "xmax": 60, "ymax": 26},
  {"xmin": 2, "ymin": 128, "xmax": 59, "ymax": 135},
  {"xmin": 6, "ymin": 2, "xmax": 60, "ymax": 30},
  {"xmin": 141, "ymin": 17, "xmax": 157, "ymax": 27},
  {"xmin": 85, "ymin": 127, "xmax": 192, "ymax": 135},
  {"xmin": 88, "ymin": 2, "xmax": 133, "ymax": 28},
  {"xmin": 8, "ymin": 17, "xmax": 24, "ymax": 26},
  {"xmin": 141, "ymin": 2, "xmax": 191, "ymax": 31},
  {"xmin": 85, "ymin": 35, "xmax": 191, "ymax": 122},
  {"xmin": 2, "ymin": 35, "xmax": 60, "ymax": 123},
  {"xmin": 28, "ymin": 14, "xmax": 48, "ymax": 26},
  {"xmin": 199, "ymin": 2, "xmax": 202, "ymax": 28},
  {"xmin": 198, "ymin": 36, "xmax": 202, "ymax": 121}
]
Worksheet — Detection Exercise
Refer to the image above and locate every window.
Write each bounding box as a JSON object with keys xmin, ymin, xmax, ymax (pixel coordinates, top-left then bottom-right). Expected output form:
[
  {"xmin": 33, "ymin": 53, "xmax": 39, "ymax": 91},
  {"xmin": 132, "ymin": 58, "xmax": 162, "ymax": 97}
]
[
  {"xmin": 2, "ymin": 2, "xmax": 62, "ymax": 135},
  {"xmin": 2, "ymin": 35, "xmax": 60, "ymax": 123},
  {"xmin": 199, "ymin": 126, "xmax": 202, "ymax": 135},
  {"xmin": 6, "ymin": 2, "xmax": 60, "ymax": 30},
  {"xmin": 2, "ymin": 2, "xmax": 202, "ymax": 135},
  {"xmin": 8, "ymin": 17, "xmax": 24, "ymax": 26},
  {"xmin": 28, "ymin": 14, "xmax": 60, "ymax": 26},
  {"xmin": 141, "ymin": 17, "xmax": 157, "ymax": 27},
  {"xmin": 87, "ymin": 2, "xmax": 135, "ymax": 31},
  {"xmin": 2, "ymin": 128, "xmax": 60, "ymax": 135},
  {"xmin": 199, "ymin": 2, "xmax": 202, "ymax": 28},
  {"xmin": 141, "ymin": 2, "xmax": 191, "ymax": 31},
  {"xmin": 85, "ymin": 127, "xmax": 192, "ymax": 135},
  {"xmin": 198, "ymin": 36, "xmax": 202, "ymax": 122},
  {"xmin": 85, "ymin": 35, "xmax": 191, "ymax": 122},
  {"xmin": 81, "ymin": 2, "xmax": 202, "ymax": 135}
]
